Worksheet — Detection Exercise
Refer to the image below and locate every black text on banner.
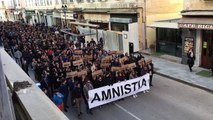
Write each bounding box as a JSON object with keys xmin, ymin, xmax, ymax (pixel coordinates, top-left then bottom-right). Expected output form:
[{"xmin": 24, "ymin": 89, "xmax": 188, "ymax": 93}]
[{"xmin": 88, "ymin": 74, "xmax": 150, "ymax": 109}]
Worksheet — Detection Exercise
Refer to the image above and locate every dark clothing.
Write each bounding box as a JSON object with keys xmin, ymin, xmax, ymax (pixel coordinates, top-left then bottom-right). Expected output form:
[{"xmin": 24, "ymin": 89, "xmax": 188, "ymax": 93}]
[
  {"xmin": 93, "ymin": 80, "xmax": 103, "ymax": 88},
  {"xmin": 59, "ymin": 83, "xmax": 69, "ymax": 97},
  {"xmin": 111, "ymin": 61, "xmax": 120, "ymax": 67},
  {"xmin": 73, "ymin": 87, "xmax": 82, "ymax": 99},
  {"xmin": 40, "ymin": 79, "xmax": 50, "ymax": 97},
  {"xmin": 116, "ymin": 75, "xmax": 125, "ymax": 82},
  {"xmin": 59, "ymin": 83, "xmax": 69, "ymax": 109},
  {"xmin": 104, "ymin": 75, "xmax": 113, "ymax": 85},
  {"xmin": 211, "ymin": 49, "xmax": 213, "ymax": 75},
  {"xmin": 67, "ymin": 79, "xmax": 75, "ymax": 105},
  {"xmin": 22, "ymin": 63, "xmax": 29, "ymax": 75},
  {"xmin": 67, "ymin": 80, "xmax": 75, "ymax": 91},
  {"xmin": 40, "ymin": 79, "xmax": 50, "ymax": 90},
  {"xmin": 136, "ymin": 66, "xmax": 141, "ymax": 77},
  {"xmin": 140, "ymin": 69, "xmax": 147, "ymax": 76},
  {"xmin": 148, "ymin": 63, "xmax": 154, "ymax": 86},
  {"xmin": 187, "ymin": 52, "xmax": 195, "ymax": 72}
]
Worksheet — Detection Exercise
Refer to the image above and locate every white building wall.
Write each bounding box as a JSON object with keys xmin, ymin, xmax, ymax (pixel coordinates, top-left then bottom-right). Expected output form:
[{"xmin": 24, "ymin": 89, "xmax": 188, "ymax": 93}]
[
  {"xmin": 122, "ymin": 31, "xmax": 130, "ymax": 54},
  {"xmin": 47, "ymin": 15, "xmax": 52, "ymax": 26},
  {"xmin": 129, "ymin": 23, "xmax": 139, "ymax": 52}
]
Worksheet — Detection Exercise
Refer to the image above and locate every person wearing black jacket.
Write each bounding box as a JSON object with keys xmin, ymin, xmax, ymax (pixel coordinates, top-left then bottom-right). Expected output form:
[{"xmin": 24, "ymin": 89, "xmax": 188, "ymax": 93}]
[
  {"xmin": 187, "ymin": 48, "xmax": 195, "ymax": 72},
  {"xmin": 104, "ymin": 72, "xmax": 113, "ymax": 85},
  {"xmin": 73, "ymin": 83, "xmax": 83, "ymax": 118},
  {"xmin": 211, "ymin": 47, "xmax": 213, "ymax": 76},
  {"xmin": 93, "ymin": 76, "xmax": 104, "ymax": 88},
  {"xmin": 147, "ymin": 61, "xmax": 154, "ymax": 86},
  {"xmin": 40, "ymin": 76, "xmax": 50, "ymax": 97},
  {"xmin": 67, "ymin": 78, "xmax": 75, "ymax": 106},
  {"xmin": 59, "ymin": 79, "xmax": 69, "ymax": 112}
]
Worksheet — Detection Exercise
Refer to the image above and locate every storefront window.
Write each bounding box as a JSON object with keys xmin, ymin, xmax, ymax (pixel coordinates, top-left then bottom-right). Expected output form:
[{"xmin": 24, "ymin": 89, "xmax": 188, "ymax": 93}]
[
  {"xmin": 201, "ymin": 30, "xmax": 213, "ymax": 68},
  {"xmin": 156, "ymin": 28, "xmax": 182, "ymax": 57}
]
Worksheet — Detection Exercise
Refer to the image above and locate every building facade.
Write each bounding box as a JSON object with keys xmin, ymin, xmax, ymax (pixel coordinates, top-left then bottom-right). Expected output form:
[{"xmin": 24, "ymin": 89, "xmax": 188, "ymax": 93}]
[
  {"xmin": 1, "ymin": 0, "xmax": 183, "ymax": 53},
  {"xmin": 0, "ymin": 0, "xmax": 7, "ymax": 21},
  {"xmin": 178, "ymin": 0, "xmax": 213, "ymax": 69},
  {"xmin": 146, "ymin": 0, "xmax": 183, "ymax": 50},
  {"xmin": 0, "ymin": 0, "xmax": 25, "ymax": 21}
]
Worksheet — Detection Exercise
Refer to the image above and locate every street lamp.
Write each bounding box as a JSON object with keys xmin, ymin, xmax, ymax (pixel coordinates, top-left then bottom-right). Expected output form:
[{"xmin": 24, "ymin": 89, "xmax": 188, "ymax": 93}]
[{"xmin": 62, "ymin": 5, "xmax": 67, "ymax": 27}]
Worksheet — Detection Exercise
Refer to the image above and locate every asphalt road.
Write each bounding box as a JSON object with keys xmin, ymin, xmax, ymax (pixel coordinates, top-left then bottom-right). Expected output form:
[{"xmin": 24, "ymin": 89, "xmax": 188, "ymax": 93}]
[{"xmin": 63, "ymin": 74, "xmax": 213, "ymax": 120}]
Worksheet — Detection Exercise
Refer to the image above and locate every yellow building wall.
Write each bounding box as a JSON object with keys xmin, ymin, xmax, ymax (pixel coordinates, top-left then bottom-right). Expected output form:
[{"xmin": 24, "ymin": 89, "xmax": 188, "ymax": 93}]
[
  {"xmin": 183, "ymin": 0, "xmax": 213, "ymax": 10},
  {"xmin": 146, "ymin": 0, "xmax": 183, "ymax": 48}
]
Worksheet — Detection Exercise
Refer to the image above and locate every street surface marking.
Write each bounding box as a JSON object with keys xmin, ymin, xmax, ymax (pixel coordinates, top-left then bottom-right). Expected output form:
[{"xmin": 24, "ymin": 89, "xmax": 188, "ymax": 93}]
[{"xmin": 114, "ymin": 103, "xmax": 142, "ymax": 120}]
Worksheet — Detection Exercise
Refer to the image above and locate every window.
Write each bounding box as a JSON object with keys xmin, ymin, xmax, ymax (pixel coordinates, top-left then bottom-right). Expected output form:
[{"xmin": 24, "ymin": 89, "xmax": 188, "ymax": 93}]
[
  {"xmin": 87, "ymin": 0, "xmax": 95, "ymax": 2},
  {"xmin": 157, "ymin": 28, "xmax": 182, "ymax": 57},
  {"xmin": 47, "ymin": 0, "xmax": 49, "ymax": 5},
  {"xmin": 35, "ymin": 0, "xmax": 38, "ymax": 6},
  {"xmin": 76, "ymin": 0, "xmax": 84, "ymax": 3},
  {"xmin": 98, "ymin": 0, "xmax": 107, "ymax": 2},
  {"xmin": 44, "ymin": 0, "xmax": 46, "ymax": 6},
  {"xmin": 49, "ymin": 0, "xmax": 52, "ymax": 5},
  {"xmin": 30, "ymin": 0, "xmax": 33, "ymax": 6},
  {"xmin": 62, "ymin": 0, "xmax": 67, "ymax": 4},
  {"xmin": 40, "ymin": 0, "xmax": 43, "ymax": 6},
  {"xmin": 17, "ymin": 0, "xmax": 20, "ymax": 6},
  {"xmin": 14, "ymin": 0, "xmax": 17, "ymax": 7},
  {"xmin": 2, "ymin": 1, "xmax": 5, "ymax": 7},
  {"xmin": 55, "ymin": 0, "xmax": 59, "ymax": 5}
]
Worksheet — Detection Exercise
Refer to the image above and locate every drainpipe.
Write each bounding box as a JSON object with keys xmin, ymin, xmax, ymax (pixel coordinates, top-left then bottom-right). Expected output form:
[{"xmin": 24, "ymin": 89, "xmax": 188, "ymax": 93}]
[{"xmin": 144, "ymin": 0, "xmax": 147, "ymax": 49}]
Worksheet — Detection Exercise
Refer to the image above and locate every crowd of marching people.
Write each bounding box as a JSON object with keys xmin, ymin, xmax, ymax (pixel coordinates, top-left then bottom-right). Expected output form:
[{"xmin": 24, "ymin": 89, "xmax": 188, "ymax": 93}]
[{"xmin": 0, "ymin": 21, "xmax": 154, "ymax": 118}]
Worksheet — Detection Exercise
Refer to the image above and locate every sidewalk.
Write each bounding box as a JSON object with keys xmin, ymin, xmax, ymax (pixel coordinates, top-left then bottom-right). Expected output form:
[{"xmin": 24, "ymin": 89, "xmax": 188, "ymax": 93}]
[{"xmin": 142, "ymin": 54, "xmax": 213, "ymax": 93}]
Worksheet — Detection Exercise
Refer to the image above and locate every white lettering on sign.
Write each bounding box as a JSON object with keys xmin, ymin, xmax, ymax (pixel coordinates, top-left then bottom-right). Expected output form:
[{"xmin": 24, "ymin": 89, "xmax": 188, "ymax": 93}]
[
  {"xmin": 197, "ymin": 24, "xmax": 213, "ymax": 29},
  {"xmin": 88, "ymin": 74, "xmax": 150, "ymax": 109},
  {"xmin": 179, "ymin": 23, "xmax": 213, "ymax": 30}
]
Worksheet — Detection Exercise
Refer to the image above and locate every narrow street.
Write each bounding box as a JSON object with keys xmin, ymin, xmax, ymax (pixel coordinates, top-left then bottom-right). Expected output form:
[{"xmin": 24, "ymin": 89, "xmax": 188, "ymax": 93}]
[{"xmin": 63, "ymin": 74, "xmax": 213, "ymax": 120}]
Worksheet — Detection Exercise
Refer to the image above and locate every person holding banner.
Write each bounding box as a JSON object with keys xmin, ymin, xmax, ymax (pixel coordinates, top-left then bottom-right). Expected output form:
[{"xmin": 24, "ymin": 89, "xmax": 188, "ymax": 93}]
[
  {"xmin": 129, "ymin": 70, "xmax": 137, "ymax": 79},
  {"xmin": 83, "ymin": 79, "xmax": 94, "ymax": 115},
  {"xmin": 147, "ymin": 61, "xmax": 154, "ymax": 86},
  {"xmin": 141, "ymin": 66, "xmax": 150, "ymax": 93},
  {"xmin": 116, "ymin": 72, "xmax": 125, "ymax": 82}
]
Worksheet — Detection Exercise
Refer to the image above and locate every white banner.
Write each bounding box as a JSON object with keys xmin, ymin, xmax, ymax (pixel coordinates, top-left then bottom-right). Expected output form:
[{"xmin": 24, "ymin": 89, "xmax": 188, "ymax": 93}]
[{"xmin": 88, "ymin": 73, "xmax": 150, "ymax": 109}]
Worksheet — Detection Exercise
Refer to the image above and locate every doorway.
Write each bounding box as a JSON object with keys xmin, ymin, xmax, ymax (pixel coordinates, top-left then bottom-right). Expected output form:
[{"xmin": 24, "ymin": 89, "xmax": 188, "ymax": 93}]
[{"xmin": 201, "ymin": 30, "xmax": 213, "ymax": 69}]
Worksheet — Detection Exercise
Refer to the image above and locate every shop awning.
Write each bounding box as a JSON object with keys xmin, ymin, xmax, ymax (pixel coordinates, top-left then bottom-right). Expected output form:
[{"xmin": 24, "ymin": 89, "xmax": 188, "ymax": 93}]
[
  {"xmin": 110, "ymin": 17, "xmax": 132, "ymax": 23},
  {"xmin": 178, "ymin": 17, "xmax": 213, "ymax": 30},
  {"xmin": 60, "ymin": 29, "xmax": 96, "ymax": 37},
  {"xmin": 181, "ymin": 11, "xmax": 213, "ymax": 16},
  {"xmin": 147, "ymin": 19, "xmax": 179, "ymax": 29},
  {"xmin": 69, "ymin": 22, "xmax": 99, "ymax": 28}
]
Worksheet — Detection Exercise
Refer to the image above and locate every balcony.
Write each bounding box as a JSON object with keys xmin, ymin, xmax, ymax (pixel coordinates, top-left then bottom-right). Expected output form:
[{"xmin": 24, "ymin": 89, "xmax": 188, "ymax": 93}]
[{"xmin": 0, "ymin": 47, "xmax": 69, "ymax": 120}]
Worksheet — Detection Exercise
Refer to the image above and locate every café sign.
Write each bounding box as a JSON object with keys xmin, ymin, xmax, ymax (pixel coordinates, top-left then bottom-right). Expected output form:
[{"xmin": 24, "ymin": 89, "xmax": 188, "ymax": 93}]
[{"xmin": 178, "ymin": 23, "xmax": 213, "ymax": 30}]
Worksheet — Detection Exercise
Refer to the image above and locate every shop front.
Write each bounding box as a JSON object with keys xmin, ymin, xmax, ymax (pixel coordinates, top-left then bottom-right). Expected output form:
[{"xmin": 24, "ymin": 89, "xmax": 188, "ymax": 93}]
[
  {"xmin": 148, "ymin": 19, "xmax": 182, "ymax": 57},
  {"xmin": 53, "ymin": 11, "xmax": 61, "ymax": 26},
  {"xmin": 178, "ymin": 16, "xmax": 213, "ymax": 69},
  {"xmin": 201, "ymin": 30, "xmax": 213, "ymax": 68},
  {"xmin": 109, "ymin": 13, "xmax": 137, "ymax": 32},
  {"xmin": 83, "ymin": 13, "xmax": 110, "ymax": 30}
]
